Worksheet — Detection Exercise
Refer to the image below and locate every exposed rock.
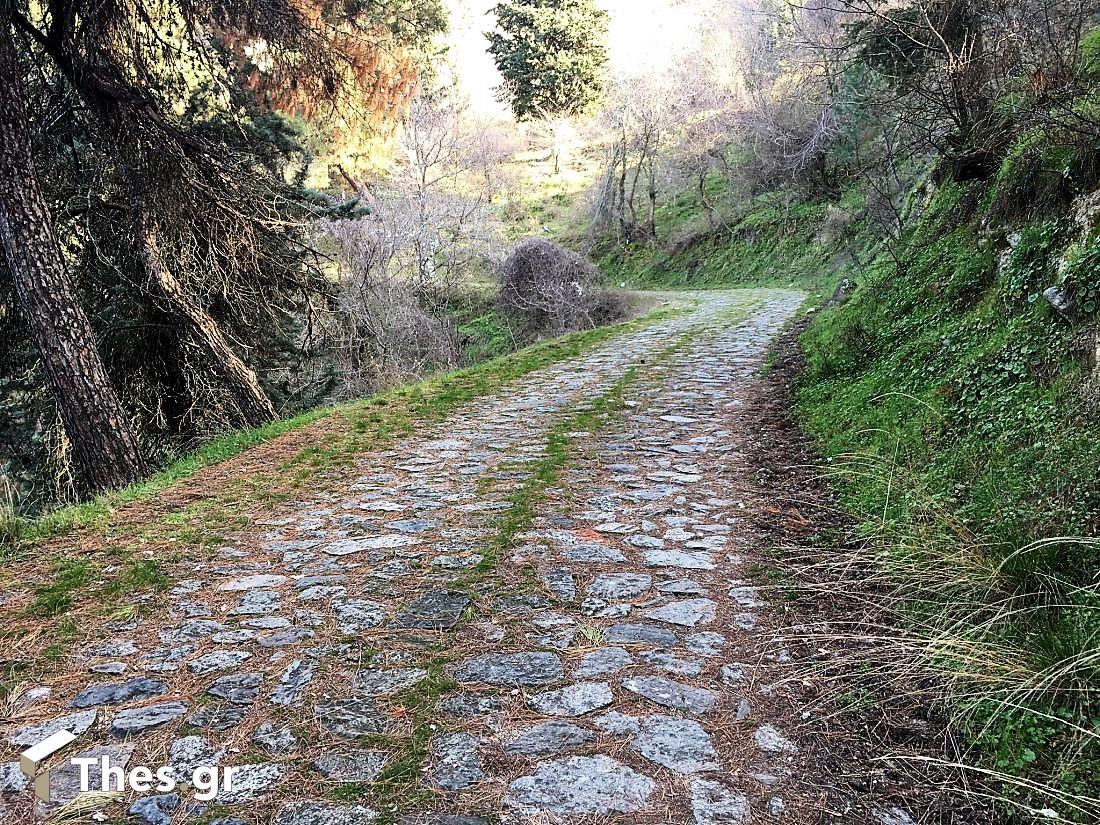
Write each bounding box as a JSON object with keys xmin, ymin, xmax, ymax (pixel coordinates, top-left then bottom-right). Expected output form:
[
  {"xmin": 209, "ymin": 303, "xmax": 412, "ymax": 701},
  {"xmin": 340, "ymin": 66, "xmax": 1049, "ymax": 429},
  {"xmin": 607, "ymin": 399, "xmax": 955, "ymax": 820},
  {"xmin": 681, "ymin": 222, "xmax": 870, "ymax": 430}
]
[
  {"xmin": 754, "ymin": 724, "xmax": 797, "ymax": 753},
  {"xmin": 71, "ymin": 676, "xmax": 166, "ymax": 708},
  {"xmin": 604, "ymin": 623, "xmax": 677, "ymax": 647},
  {"xmin": 207, "ymin": 673, "xmax": 262, "ymax": 705},
  {"xmin": 315, "ymin": 698, "xmax": 386, "ymax": 737},
  {"xmin": 336, "ymin": 600, "xmax": 387, "ymax": 633},
  {"xmin": 314, "ymin": 750, "xmax": 387, "ymax": 781},
  {"xmin": 214, "ymin": 762, "xmax": 286, "ymax": 803},
  {"xmin": 271, "ymin": 659, "xmax": 314, "ymax": 706},
  {"xmin": 438, "ymin": 694, "xmax": 502, "ymax": 717},
  {"xmin": 253, "ymin": 722, "xmax": 298, "ymax": 754},
  {"xmin": 503, "ymin": 721, "xmax": 594, "ymax": 757},
  {"xmin": 502, "ymin": 755, "xmax": 655, "ymax": 814},
  {"xmin": 392, "ymin": 590, "xmax": 470, "ymax": 630},
  {"xmin": 186, "ymin": 703, "xmax": 248, "ymax": 731},
  {"xmin": 622, "ymin": 676, "xmax": 717, "ymax": 715},
  {"xmin": 8, "ymin": 709, "xmax": 97, "ymax": 747},
  {"xmin": 430, "ymin": 733, "xmax": 484, "ymax": 791},
  {"xmin": 187, "ymin": 650, "xmax": 252, "ymax": 675},
  {"xmin": 111, "ymin": 701, "xmax": 188, "ymax": 736},
  {"xmin": 630, "ymin": 715, "xmax": 718, "ymax": 773},
  {"xmin": 529, "ymin": 682, "xmax": 614, "ymax": 717},
  {"xmin": 686, "ymin": 632, "xmax": 727, "ymax": 656},
  {"xmin": 129, "ymin": 794, "xmax": 180, "ymax": 825},
  {"xmin": 690, "ymin": 779, "xmax": 751, "ymax": 824},
  {"xmin": 585, "ymin": 573, "xmax": 652, "ymax": 599},
  {"xmin": 455, "ymin": 652, "xmax": 563, "ymax": 687},
  {"xmin": 218, "ymin": 574, "xmax": 286, "ymax": 591},
  {"xmin": 273, "ymin": 801, "xmax": 378, "ymax": 825},
  {"xmin": 643, "ymin": 549, "xmax": 715, "ymax": 569},
  {"xmin": 573, "ymin": 647, "xmax": 633, "ymax": 678},
  {"xmin": 541, "ymin": 566, "xmax": 576, "ymax": 602},
  {"xmin": 644, "ymin": 598, "xmax": 716, "ymax": 628}
]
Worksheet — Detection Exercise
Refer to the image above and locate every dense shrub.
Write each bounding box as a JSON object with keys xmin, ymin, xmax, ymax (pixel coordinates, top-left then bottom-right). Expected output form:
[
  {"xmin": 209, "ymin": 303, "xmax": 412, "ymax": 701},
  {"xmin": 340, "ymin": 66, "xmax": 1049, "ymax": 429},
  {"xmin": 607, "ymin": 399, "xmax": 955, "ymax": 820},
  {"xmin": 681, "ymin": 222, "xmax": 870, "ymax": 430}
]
[{"xmin": 498, "ymin": 238, "xmax": 624, "ymax": 333}]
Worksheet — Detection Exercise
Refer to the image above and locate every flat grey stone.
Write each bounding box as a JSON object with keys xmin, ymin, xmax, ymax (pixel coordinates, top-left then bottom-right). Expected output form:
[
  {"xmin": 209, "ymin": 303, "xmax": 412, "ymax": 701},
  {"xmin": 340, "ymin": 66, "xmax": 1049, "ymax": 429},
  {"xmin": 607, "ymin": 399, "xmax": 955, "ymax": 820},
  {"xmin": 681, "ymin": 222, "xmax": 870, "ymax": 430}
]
[
  {"xmin": 626, "ymin": 535, "xmax": 664, "ymax": 549},
  {"xmin": 686, "ymin": 632, "xmax": 727, "ymax": 656},
  {"xmin": 186, "ymin": 703, "xmax": 248, "ymax": 730},
  {"xmin": 211, "ymin": 630, "xmax": 256, "ymax": 644},
  {"xmin": 271, "ymin": 659, "xmax": 314, "ymax": 706},
  {"xmin": 645, "ymin": 598, "xmax": 716, "ymax": 627},
  {"xmin": 622, "ymin": 676, "xmax": 717, "ymax": 714},
  {"xmin": 215, "ymin": 762, "xmax": 286, "ymax": 803},
  {"xmin": 129, "ymin": 793, "xmax": 180, "ymax": 825},
  {"xmin": 254, "ymin": 722, "xmax": 298, "ymax": 753},
  {"xmin": 529, "ymin": 682, "xmax": 613, "ymax": 717},
  {"xmin": 143, "ymin": 644, "xmax": 195, "ymax": 672},
  {"xmin": 90, "ymin": 661, "xmax": 127, "ymax": 675},
  {"xmin": 656, "ymin": 579, "xmax": 707, "ymax": 596},
  {"xmin": 72, "ymin": 676, "xmax": 166, "ymax": 707},
  {"xmin": 111, "ymin": 701, "xmax": 188, "ymax": 736},
  {"xmin": 392, "ymin": 590, "xmax": 469, "ymax": 630},
  {"xmin": 245, "ymin": 616, "xmax": 291, "ymax": 629},
  {"xmin": 430, "ymin": 732, "xmax": 483, "ymax": 791},
  {"xmin": 258, "ymin": 627, "xmax": 315, "ymax": 647},
  {"xmin": 690, "ymin": 779, "xmax": 751, "ymax": 824},
  {"xmin": 273, "ymin": 801, "xmax": 378, "ymax": 825},
  {"xmin": 355, "ymin": 668, "xmax": 427, "ymax": 696},
  {"xmin": 439, "ymin": 694, "xmax": 502, "ymax": 717},
  {"xmin": 230, "ymin": 590, "xmax": 281, "ymax": 615},
  {"xmin": 92, "ymin": 640, "xmax": 137, "ymax": 657},
  {"xmin": 563, "ymin": 543, "xmax": 625, "ymax": 563},
  {"xmin": 0, "ymin": 761, "xmax": 29, "ymax": 794},
  {"xmin": 754, "ymin": 723, "xmax": 797, "ymax": 753},
  {"xmin": 541, "ymin": 566, "xmax": 576, "ymax": 602},
  {"xmin": 644, "ymin": 549, "xmax": 715, "ymax": 569},
  {"xmin": 503, "ymin": 721, "xmax": 594, "ymax": 756},
  {"xmin": 315, "ymin": 698, "xmax": 386, "ymax": 737},
  {"xmin": 324, "ymin": 535, "xmax": 421, "ymax": 555},
  {"xmin": 639, "ymin": 650, "xmax": 703, "ymax": 677},
  {"xmin": 455, "ymin": 652, "xmax": 563, "ymax": 687},
  {"xmin": 605, "ymin": 623, "xmax": 677, "ymax": 647},
  {"xmin": 593, "ymin": 711, "xmax": 639, "ymax": 736},
  {"xmin": 218, "ymin": 574, "xmax": 286, "ymax": 591},
  {"xmin": 336, "ymin": 600, "xmax": 387, "ymax": 632},
  {"xmin": 503, "ymin": 755, "xmax": 655, "ymax": 814},
  {"xmin": 298, "ymin": 585, "xmax": 346, "ymax": 601},
  {"xmin": 169, "ymin": 735, "xmax": 224, "ymax": 780},
  {"xmin": 207, "ymin": 673, "xmax": 263, "ymax": 704},
  {"xmin": 7, "ymin": 709, "xmax": 97, "ymax": 747},
  {"xmin": 159, "ymin": 619, "xmax": 225, "ymax": 644},
  {"xmin": 586, "ymin": 573, "xmax": 651, "ymax": 599},
  {"xmin": 187, "ymin": 650, "xmax": 252, "ymax": 675},
  {"xmin": 631, "ymin": 715, "xmax": 718, "ymax": 773},
  {"xmin": 314, "ymin": 750, "xmax": 387, "ymax": 781},
  {"xmin": 573, "ymin": 646, "xmax": 633, "ymax": 678},
  {"xmin": 385, "ymin": 518, "xmax": 438, "ymax": 533}
]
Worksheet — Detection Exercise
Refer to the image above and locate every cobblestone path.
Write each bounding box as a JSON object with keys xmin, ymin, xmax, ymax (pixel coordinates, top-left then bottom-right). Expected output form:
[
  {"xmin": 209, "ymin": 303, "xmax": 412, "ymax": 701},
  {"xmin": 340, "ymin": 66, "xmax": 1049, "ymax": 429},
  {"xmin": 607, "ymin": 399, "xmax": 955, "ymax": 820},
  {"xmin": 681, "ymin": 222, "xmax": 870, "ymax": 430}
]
[{"xmin": 3, "ymin": 289, "xmax": 808, "ymax": 825}]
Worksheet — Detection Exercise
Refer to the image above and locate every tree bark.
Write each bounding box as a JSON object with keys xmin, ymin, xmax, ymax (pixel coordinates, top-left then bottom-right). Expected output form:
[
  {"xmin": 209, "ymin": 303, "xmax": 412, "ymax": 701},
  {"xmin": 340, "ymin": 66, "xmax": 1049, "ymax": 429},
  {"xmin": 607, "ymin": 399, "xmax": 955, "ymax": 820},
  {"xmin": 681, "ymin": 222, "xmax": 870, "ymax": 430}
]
[
  {"xmin": 139, "ymin": 219, "xmax": 277, "ymax": 427},
  {"xmin": 0, "ymin": 13, "xmax": 147, "ymax": 492}
]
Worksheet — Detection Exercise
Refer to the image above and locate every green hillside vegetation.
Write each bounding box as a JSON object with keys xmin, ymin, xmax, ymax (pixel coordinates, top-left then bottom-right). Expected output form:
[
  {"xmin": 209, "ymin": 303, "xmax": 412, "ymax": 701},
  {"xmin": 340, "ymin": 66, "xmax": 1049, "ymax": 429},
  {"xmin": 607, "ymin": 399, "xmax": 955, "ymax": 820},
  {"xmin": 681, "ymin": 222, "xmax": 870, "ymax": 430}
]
[{"xmin": 586, "ymin": 24, "xmax": 1100, "ymax": 819}]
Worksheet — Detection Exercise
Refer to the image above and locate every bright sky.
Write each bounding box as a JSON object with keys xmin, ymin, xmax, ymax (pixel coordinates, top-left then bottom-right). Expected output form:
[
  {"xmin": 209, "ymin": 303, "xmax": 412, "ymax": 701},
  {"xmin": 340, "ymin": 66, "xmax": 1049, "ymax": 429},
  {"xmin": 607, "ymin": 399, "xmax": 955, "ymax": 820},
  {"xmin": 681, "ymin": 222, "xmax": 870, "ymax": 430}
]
[{"xmin": 442, "ymin": 0, "xmax": 719, "ymax": 118}]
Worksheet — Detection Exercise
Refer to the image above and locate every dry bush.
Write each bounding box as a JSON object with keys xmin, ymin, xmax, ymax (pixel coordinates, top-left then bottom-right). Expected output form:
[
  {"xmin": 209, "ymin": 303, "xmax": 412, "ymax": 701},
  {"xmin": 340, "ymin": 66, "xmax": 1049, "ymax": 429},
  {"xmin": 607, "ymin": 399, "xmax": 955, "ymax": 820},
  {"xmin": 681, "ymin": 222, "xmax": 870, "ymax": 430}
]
[{"xmin": 498, "ymin": 238, "xmax": 623, "ymax": 334}]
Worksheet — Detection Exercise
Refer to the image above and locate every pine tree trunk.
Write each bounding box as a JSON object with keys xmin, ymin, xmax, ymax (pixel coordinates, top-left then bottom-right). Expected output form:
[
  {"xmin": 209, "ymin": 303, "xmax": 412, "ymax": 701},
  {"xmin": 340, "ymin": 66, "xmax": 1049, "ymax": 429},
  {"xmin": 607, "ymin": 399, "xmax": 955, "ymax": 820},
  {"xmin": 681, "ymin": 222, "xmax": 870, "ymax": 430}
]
[
  {"xmin": 0, "ymin": 14, "xmax": 147, "ymax": 492},
  {"xmin": 139, "ymin": 220, "xmax": 277, "ymax": 427}
]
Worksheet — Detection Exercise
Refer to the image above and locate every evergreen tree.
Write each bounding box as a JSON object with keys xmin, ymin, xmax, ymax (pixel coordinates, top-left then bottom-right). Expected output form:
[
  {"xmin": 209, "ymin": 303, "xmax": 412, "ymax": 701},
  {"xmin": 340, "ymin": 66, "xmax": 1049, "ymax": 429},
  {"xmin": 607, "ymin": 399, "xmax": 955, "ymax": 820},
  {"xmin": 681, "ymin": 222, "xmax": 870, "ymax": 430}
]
[{"xmin": 486, "ymin": 0, "xmax": 609, "ymax": 121}]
